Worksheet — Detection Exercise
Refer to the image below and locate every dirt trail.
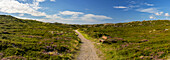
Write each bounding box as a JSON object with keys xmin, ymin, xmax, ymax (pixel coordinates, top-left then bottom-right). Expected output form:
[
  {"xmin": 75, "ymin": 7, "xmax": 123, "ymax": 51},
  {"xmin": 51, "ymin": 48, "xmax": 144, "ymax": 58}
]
[{"xmin": 75, "ymin": 30, "xmax": 100, "ymax": 60}]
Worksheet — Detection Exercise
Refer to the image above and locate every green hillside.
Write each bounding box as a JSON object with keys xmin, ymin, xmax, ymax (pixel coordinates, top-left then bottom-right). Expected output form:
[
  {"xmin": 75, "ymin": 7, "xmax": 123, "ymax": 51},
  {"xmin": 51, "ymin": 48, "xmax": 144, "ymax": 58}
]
[
  {"xmin": 0, "ymin": 15, "xmax": 80, "ymax": 60},
  {"xmin": 79, "ymin": 20, "xmax": 170, "ymax": 60},
  {"xmin": 0, "ymin": 15, "xmax": 169, "ymax": 60}
]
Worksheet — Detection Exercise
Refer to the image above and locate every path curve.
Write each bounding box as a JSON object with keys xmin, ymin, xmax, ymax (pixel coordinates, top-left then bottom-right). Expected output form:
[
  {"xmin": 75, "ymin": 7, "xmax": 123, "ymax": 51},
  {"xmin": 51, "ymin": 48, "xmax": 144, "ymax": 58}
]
[{"xmin": 75, "ymin": 30, "xmax": 100, "ymax": 60}]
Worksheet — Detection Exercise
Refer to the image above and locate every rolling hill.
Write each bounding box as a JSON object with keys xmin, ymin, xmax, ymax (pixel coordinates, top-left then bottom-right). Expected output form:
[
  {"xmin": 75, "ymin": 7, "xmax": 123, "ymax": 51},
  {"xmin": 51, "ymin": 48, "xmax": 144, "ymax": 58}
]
[
  {"xmin": 0, "ymin": 15, "xmax": 169, "ymax": 60},
  {"xmin": 79, "ymin": 20, "xmax": 170, "ymax": 60},
  {"xmin": 0, "ymin": 15, "xmax": 80, "ymax": 60}
]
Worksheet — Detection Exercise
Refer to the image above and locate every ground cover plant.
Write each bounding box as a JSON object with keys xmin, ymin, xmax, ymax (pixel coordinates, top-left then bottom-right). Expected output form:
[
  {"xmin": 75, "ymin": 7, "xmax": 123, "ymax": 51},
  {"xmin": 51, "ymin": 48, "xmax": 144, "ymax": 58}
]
[
  {"xmin": 0, "ymin": 15, "xmax": 80, "ymax": 60},
  {"xmin": 79, "ymin": 20, "xmax": 170, "ymax": 60}
]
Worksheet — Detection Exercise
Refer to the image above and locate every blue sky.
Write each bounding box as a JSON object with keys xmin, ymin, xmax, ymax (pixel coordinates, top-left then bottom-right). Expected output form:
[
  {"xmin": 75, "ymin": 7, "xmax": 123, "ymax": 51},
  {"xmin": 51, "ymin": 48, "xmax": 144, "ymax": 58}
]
[{"xmin": 0, "ymin": 0, "xmax": 170, "ymax": 24}]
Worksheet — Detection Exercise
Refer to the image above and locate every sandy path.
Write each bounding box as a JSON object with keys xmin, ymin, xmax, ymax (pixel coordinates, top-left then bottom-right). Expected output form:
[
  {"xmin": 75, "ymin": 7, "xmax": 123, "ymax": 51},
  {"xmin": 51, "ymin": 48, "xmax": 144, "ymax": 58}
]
[{"xmin": 75, "ymin": 30, "xmax": 100, "ymax": 60}]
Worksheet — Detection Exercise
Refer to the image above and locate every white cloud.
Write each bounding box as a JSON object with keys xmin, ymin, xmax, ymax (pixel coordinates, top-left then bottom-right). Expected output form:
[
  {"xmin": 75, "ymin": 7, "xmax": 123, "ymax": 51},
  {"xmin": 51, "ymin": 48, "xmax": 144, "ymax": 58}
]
[
  {"xmin": 0, "ymin": 0, "xmax": 57, "ymax": 19},
  {"xmin": 129, "ymin": 1, "xmax": 136, "ymax": 4},
  {"xmin": 138, "ymin": 8, "xmax": 170, "ymax": 18},
  {"xmin": 59, "ymin": 11, "xmax": 84, "ymax": 19},
  {"xmin": 14, "ymin": 15, "xmax": 37, "ymax": 20},
  {"xmin": 144, "ymin": 3, "xmax": 154, "ymax": 6},
  {"xmin": 113, "ymin": 6, "xmax": 128, "ymax": 9},
  {"xmin": 155, "ymin": 12, "xmax": 163, "ymax": 16},
  {"xmin": 19, "ymin": 0, "xmax": 27, "ymax": 2},
  {"xmin": 43, "ymin": 11, "xmax": 112, "ymax": 23},
  {"xmin": 80, "ymin": 14, "xmax": 112, "ymax": 22},
  {"xmin": 50, "ymin": 0, "xmax": 55, "ymax": 2},
  {"xmin": 57, "ymin": 11, "xmax": 112, "ymax": 22},
  {"xmin": 59, "ymin": 11, "xmax": 84, "ymax": 15},
  {"xmin": 39, "ymin": 12, "xmax": 112, "ymax": 24},
  {"xmin": 23, "ymin": 10, "xmax": 112, "ymax": 24},
  {"xmin": 136, "ymin": 8, "xmax": 158, "ymax": 13},
  {"xmin": 19, "ymin": 14, "xmax": 24, "ymax": 16},
  {"xmin": 82, "ymin": 14, "xmax": 112, "ymax": 20},
  {"xmin": 165, "ymin": 13, "xmax": 170, "ymax": 16},
  {"xmin": 113, "ymin": 2, "xmax": 154, "ymax": 11},
  {"xmin": 128, "ymin": 5, "xmax": 140, "ymax": 8},
  {"xmin": 149, "ymin": 16, "xmax": 156, "ymax": 19},
  {"xmin": 0, "ymin": 0, "xmax": 45, "ymax": 16},
  {"xmin": 0, "ymin": 0, "xmax": 112, "ymax": 24},
  {"xmin": 45, "ymin": 14, "xmax": 61, "ymax": 19},
  {"xmin": 36, "ymin": 0, "xmax": 45, "ymax": 2}
]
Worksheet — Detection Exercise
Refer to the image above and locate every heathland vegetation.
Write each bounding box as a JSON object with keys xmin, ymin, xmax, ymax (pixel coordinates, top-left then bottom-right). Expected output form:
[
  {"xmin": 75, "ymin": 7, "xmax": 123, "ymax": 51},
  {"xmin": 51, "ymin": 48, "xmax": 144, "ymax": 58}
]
[
  {"xmin": 0, "ymin": 15, "xmax": 169, "ymax": 60},
  {"xmin": 79, "ymin": 20, "xmax": 170, "ymax": 60},
  {"xmin": 0, "ymin": 15, "xmax": 80, "ymax": 60}
]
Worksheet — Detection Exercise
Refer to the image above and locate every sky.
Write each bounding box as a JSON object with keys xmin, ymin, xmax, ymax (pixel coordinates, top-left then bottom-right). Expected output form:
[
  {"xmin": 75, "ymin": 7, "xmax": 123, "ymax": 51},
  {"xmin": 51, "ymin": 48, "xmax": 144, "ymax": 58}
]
[{"xmin": 0, "ymin": 0, "xmax": 170, "ymax": 24}]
